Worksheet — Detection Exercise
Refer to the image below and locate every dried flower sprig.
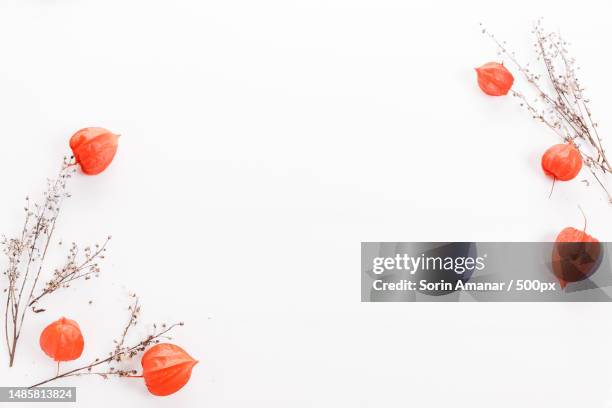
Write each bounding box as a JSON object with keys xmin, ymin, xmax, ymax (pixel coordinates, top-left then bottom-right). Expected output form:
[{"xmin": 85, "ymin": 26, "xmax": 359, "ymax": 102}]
[
  {"xmin": 29, "ymin": 294, "xmax": 183, "ymax": 388},
  {"xmin": 28, "ymin": 237, "xmax": 111, "ymax": 311},
  {"xmin": 481, "ymin": 20, "xmax": 612, "ymax": 203},
  {"xmin": 2, "ymin": 158, "xmax": 109, "ymax": 367}
]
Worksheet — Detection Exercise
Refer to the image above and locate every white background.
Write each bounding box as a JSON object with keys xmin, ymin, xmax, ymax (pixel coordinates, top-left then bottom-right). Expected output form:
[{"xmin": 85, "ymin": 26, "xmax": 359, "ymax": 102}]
[{"xmin": 1, "ymin": 0, "xmax": 612, "ymax": 407}]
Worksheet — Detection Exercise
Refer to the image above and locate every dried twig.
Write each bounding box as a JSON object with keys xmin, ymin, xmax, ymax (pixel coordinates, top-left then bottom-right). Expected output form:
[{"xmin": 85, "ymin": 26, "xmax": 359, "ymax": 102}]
[
  {"xmin": 29, "ymin": 295, "xmax": 183, "ymax": 388},
  {"xmin": 2, "ymin": 159, "xmax": 109, "ymax": 367},
  {"xmin": 481, "ymin": 20, "xmax": 612, "ymax": 203},
  {"xmin": 28, "ymin": 237, "xmax": 111, "ymax": 309}
]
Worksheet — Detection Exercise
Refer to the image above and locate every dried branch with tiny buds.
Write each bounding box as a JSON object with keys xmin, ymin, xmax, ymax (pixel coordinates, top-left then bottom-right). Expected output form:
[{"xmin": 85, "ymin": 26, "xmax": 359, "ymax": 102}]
[
  {"xmin": 482, "ymin": 20, "xmax": 612, "ymax": 204},
  {"xmin": 28, "ymin": 237, "xmax": 111, "ymax": 311},
  {"xmin": 2, "ymin": 158, "xmax": 109, "ymax": 367},
  {"xmin": 29, "ymin": 294, "xmax": 183, "ymax": 388}
]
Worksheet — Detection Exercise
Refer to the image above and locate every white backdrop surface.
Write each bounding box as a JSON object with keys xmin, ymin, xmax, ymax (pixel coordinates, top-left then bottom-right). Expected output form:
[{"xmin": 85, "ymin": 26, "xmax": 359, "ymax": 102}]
[{"xmin": 1, "ymin": 0, "xmax": 612, "ymax": 407}]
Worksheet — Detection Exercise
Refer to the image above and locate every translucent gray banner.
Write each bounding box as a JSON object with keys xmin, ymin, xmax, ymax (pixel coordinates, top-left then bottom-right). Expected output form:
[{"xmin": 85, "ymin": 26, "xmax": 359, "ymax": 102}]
[{"xmin": 361, "ymin": 242, "xmax": 612, "ymax": 302}]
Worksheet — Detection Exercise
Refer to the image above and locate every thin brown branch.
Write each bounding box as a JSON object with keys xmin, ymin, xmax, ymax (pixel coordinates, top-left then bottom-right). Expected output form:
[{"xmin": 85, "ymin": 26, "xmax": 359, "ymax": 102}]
[
  {"xmin": 28, "ymin": 237, "xmax": 110, "ymax": 308},
  {"xmin": 482, "ymin": 21, "xmax": 612, "ymax": 204},
  {"xmin": 29, "ymin": 295, "xmax": 182, "ymax": 388},
  {"xmin": 1, "ymin": 158, "xmax": 108, "ymax": 366}
]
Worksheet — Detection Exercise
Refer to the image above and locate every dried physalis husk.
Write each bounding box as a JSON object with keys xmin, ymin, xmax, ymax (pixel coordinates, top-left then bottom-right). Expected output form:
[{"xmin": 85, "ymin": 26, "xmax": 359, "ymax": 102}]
[
  {"xmin": 69, "ymin": 127, "xmax": 119, "ymax": 175},
  {"xmin": 39, "ymin": 317, "xmax": 84, "ymax": 362},
  {"xmin": 541, "ymin": 143, "xmax": 583, "ymax": 181},
  {"xmin": 552, "ymin": 227, "xmax": 601, "ymax": 289},
  {"xmin": 475, "ymin": 62, "xmax": 514, "ymax": 96},
  {"xmin": 141, "ymin": 343, "xmax": 198, "ymax": 396}
]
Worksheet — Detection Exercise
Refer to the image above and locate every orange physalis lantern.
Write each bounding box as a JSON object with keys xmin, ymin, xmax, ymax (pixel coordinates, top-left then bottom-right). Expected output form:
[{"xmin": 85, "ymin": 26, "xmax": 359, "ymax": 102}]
[
  {"xmin": 475, "ymin": 62, "xmax": 514, "ymax": 96},
  {"xmin": 69, "ymin": 127, "xmax": 119, "ymax": 175},
  {"xmin": 39, "ymin": 317, "xmax": 84, "ymax": 362},
  {"xmin": 141, "ymin": 343, "xmax": 198, "ymax": 396},
  {"xmin": 541, "ymin": 143, "xmax": 583, "ymax": 181},
  {"xmin": 552, "ymin": 222, "xmax": 601, "ymax": 290}
]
